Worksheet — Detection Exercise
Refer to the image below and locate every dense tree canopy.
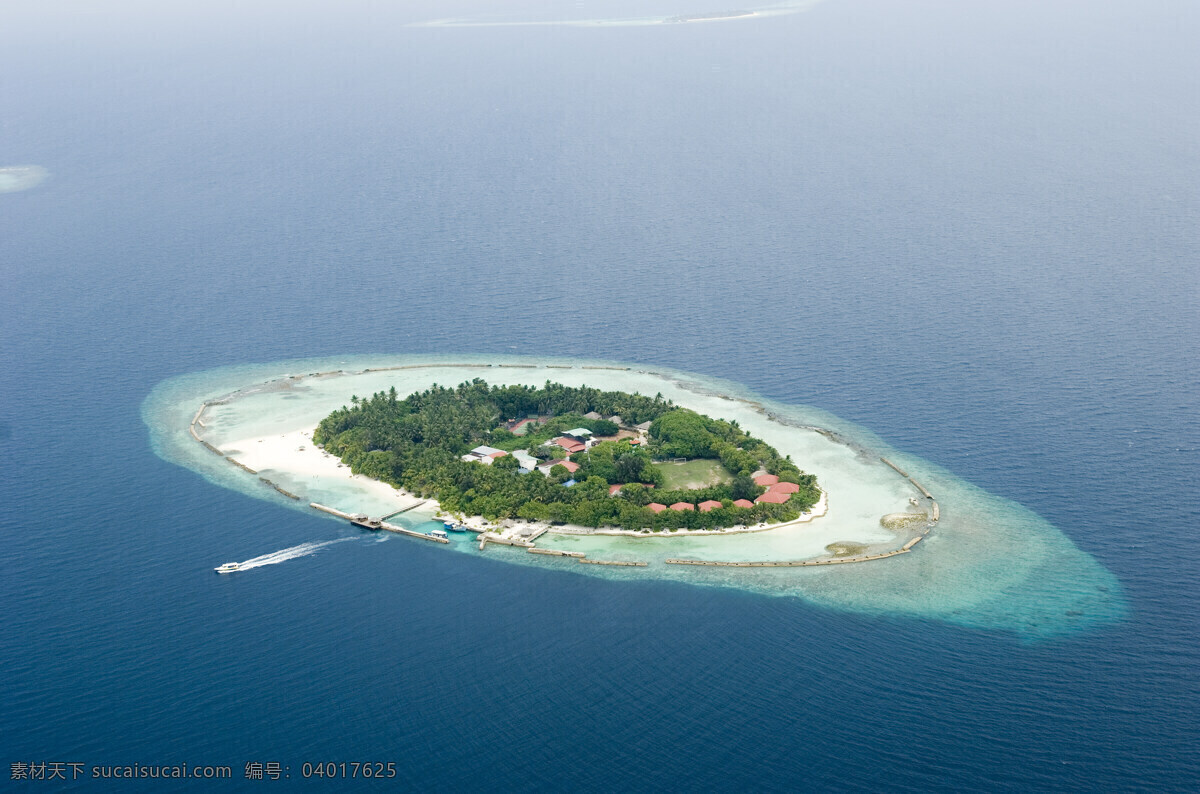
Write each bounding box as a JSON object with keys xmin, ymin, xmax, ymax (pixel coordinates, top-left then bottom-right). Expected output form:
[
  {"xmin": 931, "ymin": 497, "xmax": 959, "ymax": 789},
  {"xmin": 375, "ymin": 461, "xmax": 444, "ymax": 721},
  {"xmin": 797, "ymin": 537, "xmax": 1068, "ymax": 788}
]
[{"xmin": 313, "ymin": 380, "xmax": 820, "ymax": 529}]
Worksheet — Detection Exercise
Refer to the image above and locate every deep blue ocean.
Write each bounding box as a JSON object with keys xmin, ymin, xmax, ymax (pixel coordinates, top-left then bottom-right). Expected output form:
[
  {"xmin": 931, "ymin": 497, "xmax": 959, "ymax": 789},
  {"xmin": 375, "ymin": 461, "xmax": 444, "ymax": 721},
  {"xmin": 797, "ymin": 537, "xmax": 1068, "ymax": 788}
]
[{"xmin": 2, "ymin": 1, "xmax": 1197, "ymax": 790}]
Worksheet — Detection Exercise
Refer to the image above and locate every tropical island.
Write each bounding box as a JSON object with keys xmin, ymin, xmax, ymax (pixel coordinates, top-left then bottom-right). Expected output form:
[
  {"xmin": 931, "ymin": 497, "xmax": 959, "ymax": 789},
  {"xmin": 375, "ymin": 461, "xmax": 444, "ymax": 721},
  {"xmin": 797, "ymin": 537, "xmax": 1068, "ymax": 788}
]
[{"xmin": 312, "ymin": 379, "xmax": 821, "ymax": 532}]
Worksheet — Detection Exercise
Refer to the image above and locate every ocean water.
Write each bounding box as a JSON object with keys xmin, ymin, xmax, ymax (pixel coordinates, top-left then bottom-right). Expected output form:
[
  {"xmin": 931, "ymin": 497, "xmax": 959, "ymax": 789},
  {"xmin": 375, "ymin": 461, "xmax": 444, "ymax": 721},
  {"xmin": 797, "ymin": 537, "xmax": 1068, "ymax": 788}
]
[{"xmin": 2, "ymin": 1, "xmax": 1198, "ymax": 790}]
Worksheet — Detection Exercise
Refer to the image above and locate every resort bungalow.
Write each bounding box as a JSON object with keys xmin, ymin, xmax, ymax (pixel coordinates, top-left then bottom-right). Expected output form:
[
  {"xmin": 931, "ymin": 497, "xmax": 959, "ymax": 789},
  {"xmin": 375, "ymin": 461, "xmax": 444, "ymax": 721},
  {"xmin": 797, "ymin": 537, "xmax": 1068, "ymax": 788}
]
[
  {"xmin": 698, "ymin": 500, "xmax": 723, "ymax": 512},
  {"xmin": 563, "ymin": 427, "xmax": 594, "ymax": 442},
  {"xmin": 512, "ymin": 450, "xmax": 539, "ymax": 472},
  {"xmin": 754, "ymin": 473, "xmax": 780, "ymax": 487},
  {"xmin": 670, "ymin": 502, "xmax": 695, "ymax": 511},
  {"xmin": 770, "ymin": 481, "xmax": 800, "ymax": 494},
  {"xmin": 536, "ymin": 458, "xmax": 580, "ymax": 476},
  {"xmin": 755, "ymin": 490, "xmax": 791, "ymax": 505},
  {"xmin": 647, "ymin": 502, "xmax": 668, "ymax": 514},
  {"xmin": 732, "ymin": 499, "xmax": 755, "ymax": 509},
  {"xmin": 583, "ymin": 411, "xmax": 603, "ymax": 420},
  {"xmin": 635, "ymin": 421, "xmax": 653, "ymax": 435},
  {"xmin": 607, "ymin": 415, "xmax": 623, "ymax": 426},
  {"xmin": 551, "ymin": 436, "xmax": 587, "ymax": 454},
  {"xmin": 462, "ymin": 445, "xmax": 509, "ymax": 465}
]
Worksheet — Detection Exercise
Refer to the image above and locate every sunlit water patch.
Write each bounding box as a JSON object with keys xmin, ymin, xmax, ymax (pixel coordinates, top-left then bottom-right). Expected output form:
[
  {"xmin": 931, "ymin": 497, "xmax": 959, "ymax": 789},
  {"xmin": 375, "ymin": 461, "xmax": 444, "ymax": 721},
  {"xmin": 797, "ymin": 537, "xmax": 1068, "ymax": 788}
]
[{"xmin": 144, "ymin": 354, "xmax": 1125, "ymax": 639}]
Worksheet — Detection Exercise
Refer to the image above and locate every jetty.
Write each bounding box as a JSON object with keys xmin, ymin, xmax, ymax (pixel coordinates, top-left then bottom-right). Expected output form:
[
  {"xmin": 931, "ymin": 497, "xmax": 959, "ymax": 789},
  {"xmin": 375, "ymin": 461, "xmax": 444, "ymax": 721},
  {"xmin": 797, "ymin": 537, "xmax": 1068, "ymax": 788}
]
[
  {"xmin": 379, "ymin": 500, "xmax": 426, "ymax": 521},
  {"xmin": 308, "ymin": 503, "xmax": 448, "ymax": 543}
]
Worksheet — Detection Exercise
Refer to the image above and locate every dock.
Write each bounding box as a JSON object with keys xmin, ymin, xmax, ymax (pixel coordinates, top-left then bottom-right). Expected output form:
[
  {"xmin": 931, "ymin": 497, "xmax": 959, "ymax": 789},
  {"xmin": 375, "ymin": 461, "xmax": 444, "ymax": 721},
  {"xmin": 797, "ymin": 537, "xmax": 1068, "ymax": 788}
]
[
  {"xmin": 379, "ymin": 500, "xmax": 426, "ymax": 521},
  {"xmin": 880, "ymin": 457, "xmax": 909, "ymax": 477},
  {"xmin": 307, "ymin": 503, "xmax": 449, "ymax": 543},
  {"xmin": 379, "ymin": 520, "xmax": 449, "ymax": 544},
  {"xmin": 310, "ymin": 503, "xmax": 355, "ymax": 520}
]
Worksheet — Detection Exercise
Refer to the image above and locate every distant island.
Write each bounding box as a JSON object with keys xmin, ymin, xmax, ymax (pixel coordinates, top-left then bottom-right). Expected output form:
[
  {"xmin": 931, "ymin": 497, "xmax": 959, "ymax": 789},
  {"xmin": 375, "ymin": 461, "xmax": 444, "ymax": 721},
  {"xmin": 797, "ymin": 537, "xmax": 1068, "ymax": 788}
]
[{"xmin": 313, "ymin": 379, "xmax": 820, "ymax": 531}]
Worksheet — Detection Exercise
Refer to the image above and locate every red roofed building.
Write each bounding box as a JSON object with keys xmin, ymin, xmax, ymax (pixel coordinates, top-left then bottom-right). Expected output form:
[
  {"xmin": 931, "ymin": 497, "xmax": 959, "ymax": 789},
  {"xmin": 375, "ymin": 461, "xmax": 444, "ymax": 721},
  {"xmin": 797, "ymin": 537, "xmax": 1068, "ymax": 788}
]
[
  {"xmin": 670, "ymin": 502, "xmax": 695, "ymax": 511},
  {"xmin": 609, "ymin": 484, "xmax": 623, "ymax": 495},
  {"xmin": 698, "ymin": 500, "xmax": 723, "ymax": 512},
  {"xmin": 755, "ymin": 490, "xmax": 791, "ymax": 504},
  {"xmin": 647, "ymin": 502, "xmax": 668, "ymax": 514},
  {"xmin": 553, "ymin": 437, "xmax": 586, "ymax": 454},
  {"xmin": 732, "ymin": 499, "xmax": 755, "ymax": 509},
  {"xmin": 771, "ymin": 481, "xmax": 800, "ymax": 494},
  {"xmin": 754, "ymin": 474, "xmax": 779, "ymax": 487},
  {"xmin": 558, "ymin": 460, "xmax": 580, "ymax": 474}
]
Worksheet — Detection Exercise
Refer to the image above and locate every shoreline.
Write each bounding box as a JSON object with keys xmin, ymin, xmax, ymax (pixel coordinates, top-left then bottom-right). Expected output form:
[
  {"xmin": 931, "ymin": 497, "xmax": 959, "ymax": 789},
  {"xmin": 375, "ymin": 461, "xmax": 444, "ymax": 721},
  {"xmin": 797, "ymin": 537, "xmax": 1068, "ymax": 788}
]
[{"xmin": 185, "ymin": 360, "xmax": 934, "ymax": 566}]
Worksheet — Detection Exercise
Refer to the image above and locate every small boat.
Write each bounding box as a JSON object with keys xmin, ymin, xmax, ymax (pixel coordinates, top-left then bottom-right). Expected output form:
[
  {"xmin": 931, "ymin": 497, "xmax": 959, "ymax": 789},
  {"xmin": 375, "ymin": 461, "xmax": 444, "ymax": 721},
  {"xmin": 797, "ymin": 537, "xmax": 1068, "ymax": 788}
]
[
  {"xmin": 443, "ymin": 521, "xmax": 466, "ymax": 532},
  {"xmin": 214, "ymin": 562, "xmax": 240, "ymax": 574},
  {"xmin": 430, "ymin": 529, "xmax": 449, "ymax": 540}
]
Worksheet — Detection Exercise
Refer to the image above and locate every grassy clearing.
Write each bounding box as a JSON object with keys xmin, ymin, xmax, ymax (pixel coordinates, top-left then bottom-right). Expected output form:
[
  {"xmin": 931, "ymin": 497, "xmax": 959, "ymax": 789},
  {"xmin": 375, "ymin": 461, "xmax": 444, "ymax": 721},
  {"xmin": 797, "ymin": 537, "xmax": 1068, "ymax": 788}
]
[{"xmin": 652, "ymin": 459, "xmax": 734, "ymax": 491}]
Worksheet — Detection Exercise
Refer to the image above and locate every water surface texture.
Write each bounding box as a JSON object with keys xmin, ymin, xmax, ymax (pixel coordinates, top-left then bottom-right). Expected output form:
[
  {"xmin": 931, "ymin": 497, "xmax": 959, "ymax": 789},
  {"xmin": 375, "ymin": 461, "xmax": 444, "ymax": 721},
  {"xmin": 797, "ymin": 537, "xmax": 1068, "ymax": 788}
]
[{"xmin": 2, "ymin": 1, "xmax": 1197, "ymax": 789}]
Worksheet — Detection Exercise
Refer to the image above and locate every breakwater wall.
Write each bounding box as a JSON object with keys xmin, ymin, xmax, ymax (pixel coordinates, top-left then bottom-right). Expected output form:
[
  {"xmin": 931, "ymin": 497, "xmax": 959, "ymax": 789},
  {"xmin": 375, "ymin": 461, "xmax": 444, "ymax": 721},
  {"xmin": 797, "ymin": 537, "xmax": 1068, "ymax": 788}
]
[
  {"xmin": 478, "ymin": 534, "xmax": 534, "ymax": 548},
  {"xmin": 665, "ymin": 548, "xmax": 912, "ymax": 567},
  {"xmin": 259, "ymin": 477, "xmax": 300, "ymax": 500},
  {"xmin": 527, "ymin": 547, "xmax": 586, "ymax": 558},
  {"xmin": 226, "ymin": 457, "xmax": 257, "ymax": 475},
  {"xmin": 578, "ymin": 558, "xmax": 647, "ymax": 567},
  {"xmin": 880, "ymin": 457, "xmax": 939, "ymax": 524}
]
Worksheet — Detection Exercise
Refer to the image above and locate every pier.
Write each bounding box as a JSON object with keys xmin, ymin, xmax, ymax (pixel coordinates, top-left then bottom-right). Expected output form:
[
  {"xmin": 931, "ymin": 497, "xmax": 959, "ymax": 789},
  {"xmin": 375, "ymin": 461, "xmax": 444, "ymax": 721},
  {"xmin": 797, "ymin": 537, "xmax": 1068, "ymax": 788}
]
[
  {"xmin": 310, "ymin": 503, "xmax": 355, "ymax": 520},
  {"xmin": 880, "ymin": 457, "xmax": 909, "ymax": 477},
  {"xmin": 379, "ymin": 500, "xmax": 426, "ymax": 521},
  {"xmin": 379, "ymin": 520, "xmax": 449, "ymax": 543},
  {"xmin": 307, "ymin": 504, "xmax": 448, "ymax": 543}
]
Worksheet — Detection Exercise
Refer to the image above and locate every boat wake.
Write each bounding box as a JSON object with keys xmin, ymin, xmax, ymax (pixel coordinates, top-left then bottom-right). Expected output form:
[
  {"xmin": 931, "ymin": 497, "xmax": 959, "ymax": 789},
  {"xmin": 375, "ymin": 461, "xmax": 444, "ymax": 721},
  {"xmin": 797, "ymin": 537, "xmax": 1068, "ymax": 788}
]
[{"xmin": 233, "ymin": 538, "xmax": 355, "ymax": 571}]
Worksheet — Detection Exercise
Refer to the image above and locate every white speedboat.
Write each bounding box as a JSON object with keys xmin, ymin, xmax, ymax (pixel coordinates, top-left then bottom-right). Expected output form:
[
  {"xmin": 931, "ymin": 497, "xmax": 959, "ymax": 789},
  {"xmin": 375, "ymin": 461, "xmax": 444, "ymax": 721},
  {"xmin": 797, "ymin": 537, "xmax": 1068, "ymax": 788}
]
[{"xmin": 214, "ymin": 562, "xmax": 240, "ymax": 574}]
